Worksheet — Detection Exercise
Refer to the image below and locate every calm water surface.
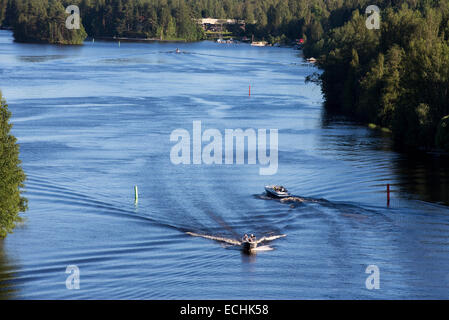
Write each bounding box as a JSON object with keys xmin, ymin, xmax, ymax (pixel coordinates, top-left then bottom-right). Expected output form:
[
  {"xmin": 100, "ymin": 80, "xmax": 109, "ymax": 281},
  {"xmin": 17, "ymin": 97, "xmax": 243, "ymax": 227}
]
[{"xmin": 0, "ymin": 30, "xmax": 449, "ymax": 299}]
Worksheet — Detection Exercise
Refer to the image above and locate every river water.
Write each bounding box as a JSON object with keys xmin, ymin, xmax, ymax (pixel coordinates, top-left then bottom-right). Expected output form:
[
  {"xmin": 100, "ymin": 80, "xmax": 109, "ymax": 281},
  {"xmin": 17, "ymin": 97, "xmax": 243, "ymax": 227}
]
[{"xmin": 0, "ymin": 30, "xmax": 449, "ymax": 299}]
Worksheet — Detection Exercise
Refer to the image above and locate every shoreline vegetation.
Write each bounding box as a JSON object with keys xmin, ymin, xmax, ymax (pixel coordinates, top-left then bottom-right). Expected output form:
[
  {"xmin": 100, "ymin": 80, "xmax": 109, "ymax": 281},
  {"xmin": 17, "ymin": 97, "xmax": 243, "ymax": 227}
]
[
  {"xmin": 302, "ymin": 0, "xmax": 449, "ymax": 154},
  {"xmin": 0, "ymin": 0, "xmax": 325, "ymax": 44},
  {"xmin": 0, "ymin": 0, "xmax": 447, "ymax": 153},
  {"xmin": 0, "ymin": 91, "xmax": 27, "ymax": 239}
]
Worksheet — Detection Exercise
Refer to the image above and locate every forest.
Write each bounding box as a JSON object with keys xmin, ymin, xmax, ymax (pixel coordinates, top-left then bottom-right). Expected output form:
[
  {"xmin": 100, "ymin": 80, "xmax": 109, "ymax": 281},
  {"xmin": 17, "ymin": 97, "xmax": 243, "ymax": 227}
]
[
  {"xmin": 302, "ymin": 0, "xmax": 449, "ymax": 152},
  {"xmin": 0, "ymin": 0, "xmax": 448, "ymax": 151},
  {"xmin": 0, "ymin": 0, "xmax": 328, "ymax": 42}
]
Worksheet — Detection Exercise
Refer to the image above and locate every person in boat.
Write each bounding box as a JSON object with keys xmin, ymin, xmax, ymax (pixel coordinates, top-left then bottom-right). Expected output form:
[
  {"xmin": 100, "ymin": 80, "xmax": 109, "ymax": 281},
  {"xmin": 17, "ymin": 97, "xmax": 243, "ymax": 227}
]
[
  {"xmin": 273, "ymin": 185, "xmax": 286, "ymax": 192},
  {"xmin": 175, "ymin": 48, "xmax": 181, "ymax": 54}
]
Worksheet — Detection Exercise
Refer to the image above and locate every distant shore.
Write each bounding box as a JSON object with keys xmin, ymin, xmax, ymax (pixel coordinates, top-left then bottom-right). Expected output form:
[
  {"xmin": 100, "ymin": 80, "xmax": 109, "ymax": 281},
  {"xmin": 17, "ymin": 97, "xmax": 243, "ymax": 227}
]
[
  {"xmin": 92, "ymin": 36, "xmax": 190, "ymax": 43},
  {"xmin": 0, "ymin": 29, "xmax": 297, "ymax": 48},
  {"xmin": 89, "ymin": 35, "xmax": 299, "ymax": 48}
]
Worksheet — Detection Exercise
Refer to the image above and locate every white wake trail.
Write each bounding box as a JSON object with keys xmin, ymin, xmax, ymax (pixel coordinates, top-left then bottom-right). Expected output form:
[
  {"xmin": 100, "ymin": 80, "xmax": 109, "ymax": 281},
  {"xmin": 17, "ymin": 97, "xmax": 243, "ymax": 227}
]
[
  {"xmin": 186, "ymin": 232, "xmax": 287, "ymax": 249},
  {"xmin": 256, "ymin": 234, "xmax": 287, "ymax": 244},
  {"xmin": 186, "ymin": 232, "xmax": 241, "ymax": 245}
]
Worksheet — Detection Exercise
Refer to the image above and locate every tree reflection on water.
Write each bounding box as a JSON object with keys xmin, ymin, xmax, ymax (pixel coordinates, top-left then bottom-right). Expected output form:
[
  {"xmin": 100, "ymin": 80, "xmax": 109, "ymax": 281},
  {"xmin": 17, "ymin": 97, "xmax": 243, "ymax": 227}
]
[{"xmin": 0, "ymin": 242, "xmax": 18, "ymax": 300}]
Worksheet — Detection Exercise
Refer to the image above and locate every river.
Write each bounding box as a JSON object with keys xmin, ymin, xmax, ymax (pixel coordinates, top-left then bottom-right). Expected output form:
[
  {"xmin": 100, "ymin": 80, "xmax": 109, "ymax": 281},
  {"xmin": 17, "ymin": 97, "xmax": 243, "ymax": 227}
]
[{"xmin": 0, "ymin": 30, "xmax": 449, "ymax": 299}]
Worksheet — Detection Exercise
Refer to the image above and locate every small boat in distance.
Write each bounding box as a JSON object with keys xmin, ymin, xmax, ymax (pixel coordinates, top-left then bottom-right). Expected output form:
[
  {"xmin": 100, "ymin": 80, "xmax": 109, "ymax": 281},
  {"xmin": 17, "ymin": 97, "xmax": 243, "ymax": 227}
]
[
  {"xmin": 251, "ymin": 41, "xmax": 268, "ymax": 47},
  {"xmin": 265, "ymin": 185, "xmax": 290, "ymax": 198},
  {"xmin": 306, "ymin": 57, "xmax": 317, "ymax": 63}
]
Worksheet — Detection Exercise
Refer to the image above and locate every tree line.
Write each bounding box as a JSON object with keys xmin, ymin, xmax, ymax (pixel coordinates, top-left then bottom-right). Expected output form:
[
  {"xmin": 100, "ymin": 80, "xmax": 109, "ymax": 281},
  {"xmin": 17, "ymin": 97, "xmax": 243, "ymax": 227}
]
[
  {"xmin": 0, "ymin": 0, "xmax": 328, "ymax": 43},
  {"xmin": 302, "ymin": 0, "xmax": 449, "ymax": 152}
]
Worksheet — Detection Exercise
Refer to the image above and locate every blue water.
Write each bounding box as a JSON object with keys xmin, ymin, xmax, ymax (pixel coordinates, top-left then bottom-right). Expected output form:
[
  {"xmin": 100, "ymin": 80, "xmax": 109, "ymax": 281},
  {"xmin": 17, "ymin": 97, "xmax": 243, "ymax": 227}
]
[{"xmin": 1, "ymin": 30, "xmax": 449, "ymax": 299}]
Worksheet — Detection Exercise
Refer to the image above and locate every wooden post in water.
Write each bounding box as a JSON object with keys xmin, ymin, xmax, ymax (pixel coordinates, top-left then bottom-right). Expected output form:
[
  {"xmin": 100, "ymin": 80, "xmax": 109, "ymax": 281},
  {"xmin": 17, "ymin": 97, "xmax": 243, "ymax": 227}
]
[
  {"xmin": 134, "ymin": 186, "xmax": 138, "ymax": 205},
  {"xmin": 387, "ymin": 184, "xmax": 390, "ymax": 207}
]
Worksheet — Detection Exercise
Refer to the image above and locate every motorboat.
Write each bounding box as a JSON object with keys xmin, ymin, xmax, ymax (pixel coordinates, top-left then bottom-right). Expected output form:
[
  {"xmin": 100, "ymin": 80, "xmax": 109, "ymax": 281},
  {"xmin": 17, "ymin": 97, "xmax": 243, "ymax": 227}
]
[
  {"xmin": 241, "ymin": 239, "xmax": 258, "ymax": 253},
  {"xmin": 264, "ymin": 185, "xmax": 290, "ymax": 198},
  {"xmin": 186, "ymin": 232, "xmax": 286, "ymax": 254}
]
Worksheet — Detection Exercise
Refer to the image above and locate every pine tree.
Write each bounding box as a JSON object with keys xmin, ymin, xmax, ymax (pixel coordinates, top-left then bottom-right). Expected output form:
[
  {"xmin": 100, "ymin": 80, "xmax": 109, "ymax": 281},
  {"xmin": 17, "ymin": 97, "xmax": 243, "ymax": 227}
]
[{"xmin": 0, "ymin": 92, "xmax": 27, "ymax": 239}]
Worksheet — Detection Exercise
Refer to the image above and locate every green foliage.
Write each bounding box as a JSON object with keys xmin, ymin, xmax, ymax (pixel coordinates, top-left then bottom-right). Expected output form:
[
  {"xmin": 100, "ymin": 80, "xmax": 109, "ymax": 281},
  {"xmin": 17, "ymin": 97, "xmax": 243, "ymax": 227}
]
[
  {"xmin": 4, "ymin": 0, "xmax": 331, "ymax": 42},
  {"xmin": 0, "ymin": 92, "xmax": 27, "ymax": 239},
  {"xmin": 9, "ymin": 0, "xmax": 87, "ymax": 44},
  {"xmin": 0, "ymin": 0, "xmax": 7, "ymax": 25},
  {"xmin": 305, "ymin": 0, "xmax": 449, "ymax": 151},
  {"xmin": 75, "ymin": 0, "xmax": 205, "ymax": 41}
]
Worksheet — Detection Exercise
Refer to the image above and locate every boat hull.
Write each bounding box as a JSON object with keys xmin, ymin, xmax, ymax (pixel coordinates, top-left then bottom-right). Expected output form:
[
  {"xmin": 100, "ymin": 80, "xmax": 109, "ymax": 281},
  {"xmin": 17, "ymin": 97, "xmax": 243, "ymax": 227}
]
[
  {"xmin": 264, "ymin": 186, "xmax": 290, "ymax": 198},
  {"xmin": 242, "ymin": 241, "xmax": 257, "ymax": 253}
]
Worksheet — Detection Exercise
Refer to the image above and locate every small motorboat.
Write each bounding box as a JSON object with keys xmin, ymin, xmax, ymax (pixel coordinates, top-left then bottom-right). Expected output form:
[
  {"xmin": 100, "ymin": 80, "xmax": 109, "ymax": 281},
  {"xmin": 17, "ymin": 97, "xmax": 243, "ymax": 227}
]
[
  {"xmin": 264, "ymin": 185, "xmax": 290, "ymax": 198},
  {"xmin": 241, "ymin": 234, "xmax": 258, "ymax": 253},
  {"xmin": 241, "ymin": 239, "xmax": 258, "ymax": 253},
  {"xmin": 187, "ymin": 232, "xmax": 286, "ymax": 254}
]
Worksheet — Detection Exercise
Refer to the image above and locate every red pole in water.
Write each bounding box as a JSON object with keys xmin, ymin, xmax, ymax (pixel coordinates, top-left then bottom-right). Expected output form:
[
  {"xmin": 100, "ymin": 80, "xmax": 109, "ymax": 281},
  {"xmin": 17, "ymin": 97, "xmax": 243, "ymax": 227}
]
[{"xmin": 387, "ymin": 184, "xmax": 390, "ymax": 206}]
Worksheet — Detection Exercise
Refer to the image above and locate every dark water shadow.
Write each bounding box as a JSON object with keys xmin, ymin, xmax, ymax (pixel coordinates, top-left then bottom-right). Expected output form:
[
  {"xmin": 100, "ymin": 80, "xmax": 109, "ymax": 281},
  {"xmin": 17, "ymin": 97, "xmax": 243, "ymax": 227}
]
[
  {"xmin": 17, "ymin": 55, "xmax": 68, "ymax": 63},
  {"xmin": 320, "ymin": 109, "xmax": 449, "ymax": 207},
  {"xmin": 393, "ymin": 154, "xmax": 449, "ymax": 206},
  {"xmin": 0, "ymin": 241, "xmax": 18, "ymax": 300}
]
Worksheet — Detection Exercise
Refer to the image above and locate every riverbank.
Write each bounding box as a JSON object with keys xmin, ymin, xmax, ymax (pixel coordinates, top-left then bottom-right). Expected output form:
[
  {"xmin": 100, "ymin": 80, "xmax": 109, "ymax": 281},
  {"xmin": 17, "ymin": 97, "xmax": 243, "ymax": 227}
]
[{"xmin": 302, "ymin": 2, "xmax": 449, "ymax": 153}]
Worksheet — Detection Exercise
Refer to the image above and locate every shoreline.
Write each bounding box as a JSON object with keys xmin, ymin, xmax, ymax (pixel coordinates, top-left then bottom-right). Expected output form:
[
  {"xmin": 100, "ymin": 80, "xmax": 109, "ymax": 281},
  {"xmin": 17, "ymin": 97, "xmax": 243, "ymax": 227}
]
[
  {"xmin": 0, "ymin": 29, "xmax": 298, "ymax": 47},
  {"xmin": 91, "ymin": 36, "xmax": 191, "ymax": 43}
]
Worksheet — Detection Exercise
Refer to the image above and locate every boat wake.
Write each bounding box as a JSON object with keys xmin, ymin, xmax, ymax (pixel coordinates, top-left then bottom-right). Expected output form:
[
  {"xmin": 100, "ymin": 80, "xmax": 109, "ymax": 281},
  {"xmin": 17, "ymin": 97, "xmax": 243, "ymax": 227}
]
[
  {"xmin": 186, "ymin": 232, "xmax": 241, "ymax": 245},
  {"xmin": 186, "ymin": 232, "xmax": 286, "ymax": 252}
]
